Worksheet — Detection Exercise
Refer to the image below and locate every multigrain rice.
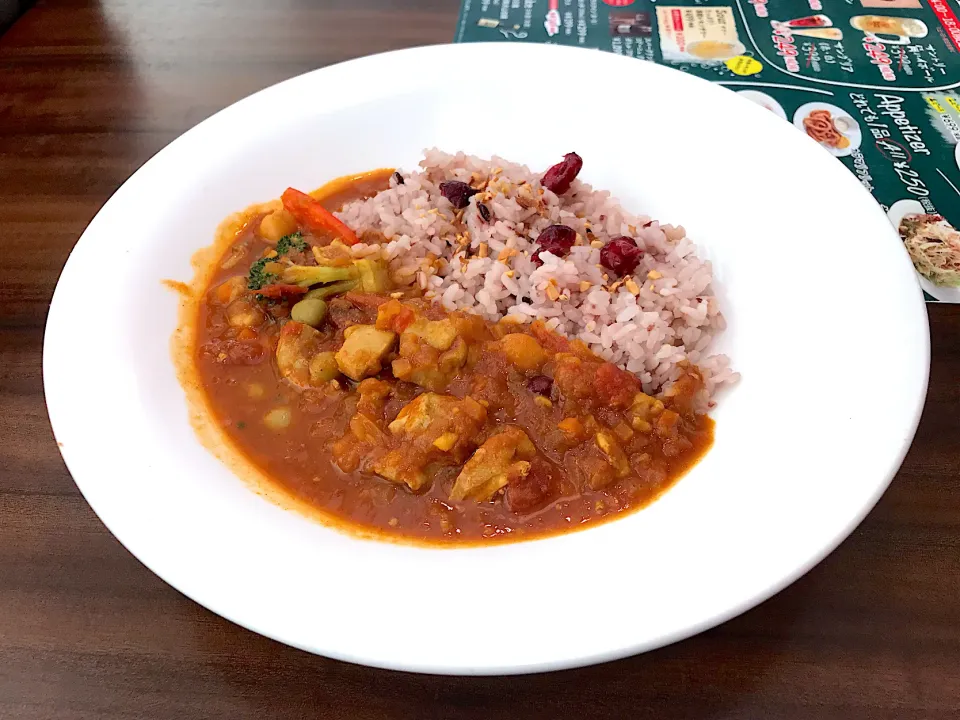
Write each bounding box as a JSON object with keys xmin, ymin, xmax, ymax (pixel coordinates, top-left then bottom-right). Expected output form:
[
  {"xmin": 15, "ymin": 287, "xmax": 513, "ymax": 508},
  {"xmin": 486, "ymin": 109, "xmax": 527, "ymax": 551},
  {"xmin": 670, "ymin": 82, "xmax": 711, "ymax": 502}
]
[{"xmin": 336, "ymin": 149, "xmax": 738, "ymax": 401}]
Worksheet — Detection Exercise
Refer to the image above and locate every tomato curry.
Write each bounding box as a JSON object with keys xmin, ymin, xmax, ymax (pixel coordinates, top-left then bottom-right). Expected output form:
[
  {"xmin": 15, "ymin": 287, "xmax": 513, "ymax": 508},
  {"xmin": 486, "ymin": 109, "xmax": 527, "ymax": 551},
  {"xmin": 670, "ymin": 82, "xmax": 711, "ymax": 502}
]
[{"xmin": 193, "ymin": 170, "xmax": 713, "ymax": 544}]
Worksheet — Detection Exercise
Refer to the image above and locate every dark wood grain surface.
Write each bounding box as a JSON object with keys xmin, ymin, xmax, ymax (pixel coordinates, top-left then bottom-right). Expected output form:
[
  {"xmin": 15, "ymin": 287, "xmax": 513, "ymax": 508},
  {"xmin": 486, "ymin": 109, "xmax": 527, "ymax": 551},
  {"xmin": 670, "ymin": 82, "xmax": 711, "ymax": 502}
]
[{"xmin": 2, "ymin": 2, "xmax": 958, "ymax": 718}]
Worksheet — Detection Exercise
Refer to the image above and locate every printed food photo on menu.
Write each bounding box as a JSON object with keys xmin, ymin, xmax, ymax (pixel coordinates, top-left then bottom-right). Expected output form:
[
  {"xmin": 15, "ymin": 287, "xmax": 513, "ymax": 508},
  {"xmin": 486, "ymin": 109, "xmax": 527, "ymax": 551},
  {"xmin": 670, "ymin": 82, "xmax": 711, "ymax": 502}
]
[
  {"xmin": 793, "ymin": 103, "xmax": 862, "ymax": 157},
  {"xmin": 850, "ymin": 15, "xmax": 928, "ymax": 44},
  {"xmin": 888, "ymin": 198, "xmax": 960, "ymax": 302},
  {"xmin": 609, "ymin": 11, "xmax": 652, "ymax": 38},
  {"xmin": 900, "ymin": 214, "xmax": 960, "ymax": 288},
  {"xmin": 858, "ymin": 0, "xmax": 923, "ymax": 10},
  {"xmin": 777, "ymin": 14, "xmax": 844, "ymax": 40},
  {"xmin": 655, "ymin": 6, "xmax": 746, "ymax": 63}
]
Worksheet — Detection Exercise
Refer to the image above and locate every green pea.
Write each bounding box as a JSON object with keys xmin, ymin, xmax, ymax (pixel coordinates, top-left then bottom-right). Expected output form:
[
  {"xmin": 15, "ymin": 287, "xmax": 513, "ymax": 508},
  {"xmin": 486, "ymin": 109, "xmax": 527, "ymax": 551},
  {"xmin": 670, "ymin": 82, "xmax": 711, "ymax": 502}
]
[{"xmin": 291, "ymin": 298, "xmax": 328, "ymax": 327}]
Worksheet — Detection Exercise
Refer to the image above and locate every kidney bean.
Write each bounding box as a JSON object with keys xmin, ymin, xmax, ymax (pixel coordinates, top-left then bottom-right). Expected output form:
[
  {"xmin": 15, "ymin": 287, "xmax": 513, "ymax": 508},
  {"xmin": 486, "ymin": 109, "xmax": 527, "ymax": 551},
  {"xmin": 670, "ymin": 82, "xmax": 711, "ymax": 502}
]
[{"xmin": 526, "ymin": 375, "xmax": 553, "ymax": 397}]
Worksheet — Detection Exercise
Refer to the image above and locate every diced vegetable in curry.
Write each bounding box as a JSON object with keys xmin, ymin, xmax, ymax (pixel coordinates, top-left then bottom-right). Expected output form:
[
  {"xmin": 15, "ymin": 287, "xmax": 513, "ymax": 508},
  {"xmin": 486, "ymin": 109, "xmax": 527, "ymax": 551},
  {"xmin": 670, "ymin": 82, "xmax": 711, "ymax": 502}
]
[{"xmin": 194, "ymin": 168, "xmax": 713, "ymax": 543}]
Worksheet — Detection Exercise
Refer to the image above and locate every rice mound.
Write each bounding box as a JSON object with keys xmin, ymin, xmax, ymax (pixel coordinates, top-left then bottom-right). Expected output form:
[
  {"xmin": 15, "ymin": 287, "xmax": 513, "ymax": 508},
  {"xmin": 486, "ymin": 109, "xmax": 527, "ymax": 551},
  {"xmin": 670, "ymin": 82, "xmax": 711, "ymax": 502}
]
[{"xmin": 336, "ymin": 149, "xmax": 737, "ymax": 401}]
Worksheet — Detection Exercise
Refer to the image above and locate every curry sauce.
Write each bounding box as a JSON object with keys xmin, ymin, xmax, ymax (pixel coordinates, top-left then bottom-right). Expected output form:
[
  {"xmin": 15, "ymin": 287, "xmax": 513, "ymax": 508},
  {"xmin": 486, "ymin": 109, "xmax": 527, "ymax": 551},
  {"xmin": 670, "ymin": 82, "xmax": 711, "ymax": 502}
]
[{"xmin": 191, "ymin": 172, "xmax": 713, "ymax": 544}]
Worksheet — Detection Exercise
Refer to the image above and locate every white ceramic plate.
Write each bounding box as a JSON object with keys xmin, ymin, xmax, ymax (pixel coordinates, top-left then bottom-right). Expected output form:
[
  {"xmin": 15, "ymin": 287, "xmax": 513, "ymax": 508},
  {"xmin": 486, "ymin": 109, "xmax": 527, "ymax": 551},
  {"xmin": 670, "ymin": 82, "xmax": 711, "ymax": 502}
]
[
  {"xmin": 737, "ymin": 90, "xmax": 787, "ymax": 121},
  {"xmin": 44, "ymin": 43, "xmax": 929, "ymax": 675}
]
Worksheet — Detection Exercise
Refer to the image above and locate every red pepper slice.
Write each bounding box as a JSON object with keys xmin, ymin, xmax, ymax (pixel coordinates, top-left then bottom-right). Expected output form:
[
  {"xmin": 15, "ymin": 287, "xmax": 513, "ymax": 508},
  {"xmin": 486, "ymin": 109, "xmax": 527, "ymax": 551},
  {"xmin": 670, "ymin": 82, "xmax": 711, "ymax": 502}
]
[
  {"xmin": 256, "ymin": 283, "xmax": 308, "ymax": 300},
  {"xmin": 281, "ymin": 187, "xmax": 359, "ymax": 246}
]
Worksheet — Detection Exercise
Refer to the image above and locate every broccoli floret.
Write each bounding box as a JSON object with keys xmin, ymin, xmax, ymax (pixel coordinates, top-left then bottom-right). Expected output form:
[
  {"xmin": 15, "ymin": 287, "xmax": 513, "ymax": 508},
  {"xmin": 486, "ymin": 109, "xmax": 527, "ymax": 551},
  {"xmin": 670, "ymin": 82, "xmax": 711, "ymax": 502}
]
[
  {"xmin": 247, "ymin": 256, "xmax": 278, "ymax": 290},
  {"xmin": 247, "ymin": 233, "xmax": 308, "ymax": 290},
  {"xmin": 275, "ymin": 232, "xmax": 308, "ymax": 256},
  {"xmin": 249, "ymin": 239, "xmax": 391, "ymax": 296}
]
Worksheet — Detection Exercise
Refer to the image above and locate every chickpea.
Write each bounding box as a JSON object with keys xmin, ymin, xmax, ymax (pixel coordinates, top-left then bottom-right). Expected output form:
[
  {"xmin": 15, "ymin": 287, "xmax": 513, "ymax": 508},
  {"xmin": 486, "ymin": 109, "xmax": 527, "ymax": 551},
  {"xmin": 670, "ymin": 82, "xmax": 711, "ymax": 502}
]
[
  {"xmin": 226, "ymin": 298, "xmax": 264, "ymax": 328},
  {"xmin": 263, "ymin": 407, "xmax": 292, "ymax": 431},
  {"xmin": 259, "ymin": 209, "xmax": 298, "ymax": 243}
]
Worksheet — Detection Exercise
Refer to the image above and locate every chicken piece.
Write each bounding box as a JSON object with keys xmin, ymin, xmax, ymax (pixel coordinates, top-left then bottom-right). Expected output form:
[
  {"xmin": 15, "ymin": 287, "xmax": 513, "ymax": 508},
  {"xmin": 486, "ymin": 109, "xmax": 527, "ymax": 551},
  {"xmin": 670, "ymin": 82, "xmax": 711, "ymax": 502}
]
[
  {"xmin": 355, "ymin": 378, "xmax": 392, "ymax": 422},
  {"xmin": 569, "ymin": 443, "xmax": 617, "ymax": 490},
  {"xmin": 310, "ymin": 241, "xmax": 354, "ymax": 268},
  {"xmin": 276, "ymin": 321, "xmax": 327, "ymax": 388},
  {"xmin": 406, "ymin": 317, "xmax": 458, "ymax": 351},
  {"xmin": 330, "ymin": 412, "xmax": 386, "ymax": 474},
  {"xmin": 450, "ymin": 426, "xmax": 537, "ymax": 502},
  {"xmin": 661, "ymin": 366, "xmax": 704, "ymax": 418},
  {"xmin": 349, "ymin": 413, "xmax": 385, "ymax": 444},
  {"xmin": 225, "ymin": 298, "xmax": 264, "ymax": 328},
  {"xmin": 595, "ymin": 431, "xmax": 631, "ymax": 479},
  {"xmin": 329, "ymin": 379, "xmax": 394, "ymax": 473},
  {"xmin": 655, "ymin": 409, "xmax": 692, "ymax": 458},
  {"xmin": 627, "ymin": 392, "xmax": 665, "ymax": 433},
  {"xmin": 373, "ymin": 393, "xmax": 487, "ymax": 491},
  {"xmin": 386, "ymin": 393, "xmax": 486, "ymax": 456},
  {"xmin": 335, "ymin": 325, "xmax": 396, "ymax": 380},
  {"xmin": 451, "ymin": 313, "xmax": 490, "ymax": 344},
  {"xmin": 377, "ymin": 301, "xmax": 476, "ymax": 391},
  {"xmin": 498, "ymin": 333, "xmax": 549, "ymax": 372},
  {"xmin": 552, "ymin": 353, "xmax": 593, "ymax": 401},
  {"xmin": 469, "ymin": 372, "xmax": 515, "ymax": 414},
  {"xmin": 369, "ymin": 450, "xmax": 425, "ymax": 490},
  {"xmin": 392, "ymin": 325, "xmax": 468, "ymax": 391}
]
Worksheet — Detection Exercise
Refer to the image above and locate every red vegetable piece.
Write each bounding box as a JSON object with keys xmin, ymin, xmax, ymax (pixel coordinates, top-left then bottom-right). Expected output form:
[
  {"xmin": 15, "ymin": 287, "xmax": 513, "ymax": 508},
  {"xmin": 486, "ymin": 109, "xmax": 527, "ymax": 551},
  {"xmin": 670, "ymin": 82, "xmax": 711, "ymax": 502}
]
[
  {"xmin": 281, "ymin": 187, "xmax": 359, "ymax": 245},
  {"xmin": 594, "ymin": 362, "xmax": 641, "ymax": 408},
  {"xmin": 256, "ymin": 283, "xmax": 309, "ymax": 300},
  {"xmin": 541, "ymin": 152, "xmax": 583, "ymax": 195}
]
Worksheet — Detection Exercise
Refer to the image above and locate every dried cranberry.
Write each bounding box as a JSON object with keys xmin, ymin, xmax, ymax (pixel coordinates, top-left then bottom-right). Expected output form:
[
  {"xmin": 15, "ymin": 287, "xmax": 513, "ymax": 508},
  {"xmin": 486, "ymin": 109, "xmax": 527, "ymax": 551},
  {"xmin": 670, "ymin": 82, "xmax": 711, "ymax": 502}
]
[
  {"xmin": 532, "ymin": 224, "xmax": 576, "ymax": 266},
  {"xmin": 599, "ymin": 235, "xmax": 644, "ymax": 276},
  {"xmin": 477, "ymin": 202, "xmax": 492, "ymax": 222},
  {"xmin": 541, "ymin": 152, "xmax": 583, "ymax": 195},
  {"xmin": 439, "ymin": 180, "xmax": 479, "ymax": 209},
  {"xmin": 526, "ymin": 375, "xmax": 553, "ymax": 397}
]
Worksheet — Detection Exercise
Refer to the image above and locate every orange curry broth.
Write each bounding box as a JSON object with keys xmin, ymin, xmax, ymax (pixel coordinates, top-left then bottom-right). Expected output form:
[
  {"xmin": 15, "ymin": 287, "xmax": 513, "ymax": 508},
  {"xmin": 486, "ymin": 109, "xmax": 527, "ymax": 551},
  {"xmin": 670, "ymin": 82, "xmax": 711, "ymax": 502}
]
[{"xmin": 190, "ymin": 169, "xmax": 713, "ymax": 544}]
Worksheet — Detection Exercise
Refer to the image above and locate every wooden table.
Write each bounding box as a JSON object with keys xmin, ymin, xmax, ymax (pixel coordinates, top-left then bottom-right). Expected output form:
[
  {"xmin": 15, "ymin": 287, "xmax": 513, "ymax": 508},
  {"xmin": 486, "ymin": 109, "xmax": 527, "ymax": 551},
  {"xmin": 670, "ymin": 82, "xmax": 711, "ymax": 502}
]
[{"xmin": 2, "ymin": 2, "xmax": 958, "ymax": 717}]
